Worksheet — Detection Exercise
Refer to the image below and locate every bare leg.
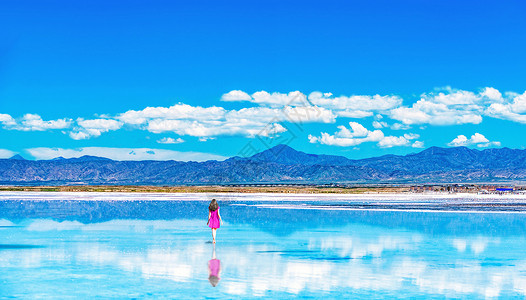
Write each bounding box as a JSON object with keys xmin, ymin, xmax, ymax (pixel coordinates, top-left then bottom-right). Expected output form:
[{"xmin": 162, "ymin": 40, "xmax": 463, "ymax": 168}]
[{"xmin": 212, "ymin": 228, "xmax": 217, "ymax": 243}]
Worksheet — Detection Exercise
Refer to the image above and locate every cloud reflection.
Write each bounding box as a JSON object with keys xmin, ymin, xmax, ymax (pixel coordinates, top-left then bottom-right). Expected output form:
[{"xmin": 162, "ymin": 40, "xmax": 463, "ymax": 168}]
[{"xmin": 0, "ymin": 219, "xmax": 525, "ymax": 298}]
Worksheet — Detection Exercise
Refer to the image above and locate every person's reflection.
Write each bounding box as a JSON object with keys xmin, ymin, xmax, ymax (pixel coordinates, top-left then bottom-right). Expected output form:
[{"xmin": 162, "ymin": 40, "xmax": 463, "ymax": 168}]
[{"xmin": 208, "ymin": 244, "xmax": 221, "ymax": 287}]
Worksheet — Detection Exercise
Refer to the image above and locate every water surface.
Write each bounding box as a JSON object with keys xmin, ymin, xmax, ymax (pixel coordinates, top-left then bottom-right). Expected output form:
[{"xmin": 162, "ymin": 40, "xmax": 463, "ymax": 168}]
[{"xmin": 1, "ymin": 192, "xmax": 526, "ymax": 299}]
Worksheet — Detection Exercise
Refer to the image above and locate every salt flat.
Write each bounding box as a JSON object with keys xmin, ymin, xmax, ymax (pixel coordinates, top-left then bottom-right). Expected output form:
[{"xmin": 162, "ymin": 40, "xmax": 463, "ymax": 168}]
[{"xmin": 2, "ymin": 191, "xmax": 526, "ymax": 213}]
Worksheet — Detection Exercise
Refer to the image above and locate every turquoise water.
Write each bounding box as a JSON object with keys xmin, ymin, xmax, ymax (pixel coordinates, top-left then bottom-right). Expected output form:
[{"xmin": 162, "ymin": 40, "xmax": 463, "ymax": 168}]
[{"xmin": 1, "ymin": 192, "xmax": 526, "ymax": 299}]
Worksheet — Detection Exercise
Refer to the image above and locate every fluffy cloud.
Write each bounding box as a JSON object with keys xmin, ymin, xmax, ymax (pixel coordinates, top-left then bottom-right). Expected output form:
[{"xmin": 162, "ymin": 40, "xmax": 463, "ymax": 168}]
[
  {"xmin": 389, "ymin": 98, "xmax": 483, "ymax": 125},
  {"xmin": 480, "ymin": 87, "xmax": 503, "ymax": 101},
  {"xmin": 9, "ymin": 114, "xmax": 72, "ymax": 131},
  {"xmin": 447, "ymin": 133, "xmax": 500, "ymax": 148},
  {"xmin": 256, "ymin": 123, "xmax": 287, "ymax": 137},
  {"xmin": 1, "ymin": 113, "xmax": 72, "ymax": 131},
  {"xmin": 377, "ymin": 133, "xmax": 420, "ymax": 148},
  {"xmin": 372, "ymin": 121, "xmax": 388, "ymax": 129},
  {"xmin": 308, "ymin": 92, "xmax": 402, "ymax": 112},
  {"xmin": 117, "ymin": 103, "xmax": 226, "ymax": 125},
  {"xmin": 26, "ymin": 147, "xmax": 227, "ymax": 162},
  {"xmin": 485, "ymin": 91, "xmax": 526, "ymax": 123},
  {"xmin": 390, "ymin": 123, "xmax": 411, "ymax": 130},
  {"xmin": 0, "ymin": 149, "xmax": 16, "ymax": 159},
  {"xmin": 70, "ymin": 118, "xmax": 124, "ymax": 140},
  {"xmin": 510, "ymin": 91, "xmax": 526, "ymax": 113},
  {"xmin": 388, "ymin": 87, "xmax": 511, "ymax": 126},
  {"xmin": 0, "ymin": 114, "xmax": 16, "ymax": 126},
  {"xmin": 412, "ymin": 141, "xmax": 425, "ymax": 148},
  {"xmin": 220, "ymin": 90, "xmax": 252, "ymax": 101},
  {"xmin": 308, "ymin": 122, "xmax": 384, "ymax": 147},
  {"xmin": 120, "ymin": 103, "xmax": 335, "ymax": 139},
  {"xmin": 157, "ymin": 137, "xmax": 185, "ymax": 144},
  {"xmin": 308, "ymin": 122, "xmax": 422, "ymax": 148},
  {"xmin": 252, "ymin": 91, "xmax": 308, "ymax": 106},
  {"xmin": 221, "ymin": 90, "xmax": 308, "ymax": 106},
  {"xmin": 220, "ymin": 89, "xmax": 402, "ymax": 118}
]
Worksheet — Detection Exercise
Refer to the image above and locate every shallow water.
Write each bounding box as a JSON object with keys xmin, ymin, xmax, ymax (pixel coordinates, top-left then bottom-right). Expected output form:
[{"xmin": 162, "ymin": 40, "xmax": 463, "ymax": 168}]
[{"xmin": 1, "ymin": 192, "xmax": 526, "ymax": 299}]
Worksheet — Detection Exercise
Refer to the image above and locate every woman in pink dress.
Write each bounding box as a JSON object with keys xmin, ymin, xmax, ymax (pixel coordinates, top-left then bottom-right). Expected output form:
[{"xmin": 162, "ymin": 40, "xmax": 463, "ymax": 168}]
[{"xmin": 207, "ymin": 199, "xmax": 222, "ymax": 243}]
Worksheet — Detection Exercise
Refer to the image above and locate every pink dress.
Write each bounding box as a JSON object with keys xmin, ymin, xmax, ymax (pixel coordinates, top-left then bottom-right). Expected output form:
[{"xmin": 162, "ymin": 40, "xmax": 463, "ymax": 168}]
[
  {"xmin": 208, "ymin": 259, "xmax": 221, "ymax": 277},
  {"xmin": 208, "ymin": 208, "xmax": 220, "ymax": 229}
]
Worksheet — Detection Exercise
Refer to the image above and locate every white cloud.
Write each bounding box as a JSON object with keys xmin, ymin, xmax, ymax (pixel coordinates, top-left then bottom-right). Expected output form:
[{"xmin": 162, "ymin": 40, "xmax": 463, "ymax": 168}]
[
  {"xmin": 140, "ymin": 105, "xmax": 334, "ymax": 138},
  {"xmin": 108, "ymin": 97, "xmax": 336, "ymax": 141},
  {"xmin": 510, "ymin": 91, "xmax": 526, "ymax": 113},
  {"xmin": 0, "ymin": 149, "xmax": 16, "ymax": 158},
  {"xmin": 390, "ymin": 123, "xmax": 411, "ymax": 130},
  {"xmin": 308, "ymin": 92, "xmax": 402, "ymax": 112},
  {"xmin": 252, "ymin": 91, "xmax": 307, "ymax": 106},
  {"xmin": 447, "ymin": 133, "xmax": 500, "ymax": 148},
  {"xmin": 309, "ymin": 122, "xmax": 421, "ymax": 148},
  {"xmin": 485, "ymin": 91, "xmax": 526, "ymax": 123},
  {"xmin": 388, "ymin": 88, "xmax": 509, "ymax": 126},
  {"xmin": 198, "ymin": 137, "xmax": 215, "ymax": 142},
  {"xmin": 10, "ymin": 114, "xmax": 72, "ymax": 131},
  {"xmin": 308, "ymin": 122, "xmax": 384, "ymax": 147},
  {"xmin": 372, "ymin": 121, "xmax": 388, "ymax": 129},
  {"xmin": 26, "ymin": 147, "xmax": 227, "ymax": 162},
  {"xmin": 412, "ymin": 141, "xmax": 425, "ymax": 148},
  {"xmin": 481, "ymin": 87, "xmax": 503, "ymax": 102},
  {"xmin": 470, "ymin": 133, "xmax": 490, "ymax": 144},
  {"xmin": 69, "ymin": 118, "xmax": 124, "ymax": 140},
  {"xmin": 390, "ymin": 99, "xmax": 483, "ymax": 125},
  {"xmin": 221, "ymin": 90, "xmax": 308, "ymax": 107},
  {"xmin": 388, "ymin": 87, "xmax": 526, "ymax": 127},
  {"xmin": 377, "ymin": 136, "xmax": 411, "ymax": 148},
  {"xmin": 221, "ymin": 90, "xmax": 252, "ymax": 101},
  {"xmin": 257, "ymin": 123, "xmax": 287, "ymax": 137},
  {"xmin": 157, "ymin": 137, "xmax": 185, "ymax": 144},
  {"xmin": 0, "ymin": 114, "xmax": 16, "ymax": 126},
  {"xmin": 118, "ymin": 103, "xmax": 226, "ymax": 125},
  {"xmin": 221, "ymin": 89, "xmax": 402, "ymax": 119},
  {"xmin": 377, "ymin": 133, "xmax": 419, "ymax": 148}
]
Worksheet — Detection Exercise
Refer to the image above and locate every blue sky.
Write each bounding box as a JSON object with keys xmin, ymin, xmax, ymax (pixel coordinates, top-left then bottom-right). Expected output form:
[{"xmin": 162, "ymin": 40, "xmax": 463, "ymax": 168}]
[{"xmin": 1, "ymin": 0, "xmax": 526, "ymax": 161}]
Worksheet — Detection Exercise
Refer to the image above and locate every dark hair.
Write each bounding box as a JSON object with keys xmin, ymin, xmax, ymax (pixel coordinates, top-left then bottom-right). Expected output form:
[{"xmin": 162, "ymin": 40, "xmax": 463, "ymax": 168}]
[
  {"xmin": 209, "ymin": 199, "xmax": 218, "ymax": 212},
  {"xmin": 208, "ymin": 275, "xmax": 219, "ymax": 287}
]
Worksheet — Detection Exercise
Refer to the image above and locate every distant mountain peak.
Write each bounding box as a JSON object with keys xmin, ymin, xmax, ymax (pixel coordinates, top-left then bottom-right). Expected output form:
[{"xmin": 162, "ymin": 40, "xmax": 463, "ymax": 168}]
[
  {"xmin": 9, "ymin": 154, "xmax": 26, "ymax": 160},
  {"xmin": 252, "ymin": 144, "xmax": 300, "ymax": 157},
  {"xmin": 71, "ymin": 155, "xmax": 113, "ymax": 162},
  {"xmin": 248, "ymin": 144, "xmax": 352, "ymax": 166},
  {"xmin": 249, "ymin": 144, "xmax": 312, "ymax": 163}
]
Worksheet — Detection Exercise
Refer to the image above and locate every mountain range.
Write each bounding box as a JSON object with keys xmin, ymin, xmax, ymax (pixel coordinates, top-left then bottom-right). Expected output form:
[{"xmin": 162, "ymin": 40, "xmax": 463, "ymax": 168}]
[{"xmin": 1, "ymin": 144, "xmax": 526, "ymax": 185}]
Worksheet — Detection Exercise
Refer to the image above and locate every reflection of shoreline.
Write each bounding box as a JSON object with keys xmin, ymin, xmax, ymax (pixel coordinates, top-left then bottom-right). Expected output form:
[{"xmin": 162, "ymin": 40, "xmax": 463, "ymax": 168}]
[{"xmin": 208, "ymin": 245, "xmax": 221, "ymax": 287}]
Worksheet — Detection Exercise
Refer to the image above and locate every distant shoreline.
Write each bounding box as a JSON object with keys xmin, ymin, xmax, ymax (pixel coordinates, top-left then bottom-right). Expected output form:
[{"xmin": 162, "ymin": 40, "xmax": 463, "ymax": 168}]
[
  {"xmin": 0, "ymin": 185, "xmax": 410, "ymax": 194},
  {"xmin": 0, "ymin": 184, "xmax": 523, "ymax": 195}
]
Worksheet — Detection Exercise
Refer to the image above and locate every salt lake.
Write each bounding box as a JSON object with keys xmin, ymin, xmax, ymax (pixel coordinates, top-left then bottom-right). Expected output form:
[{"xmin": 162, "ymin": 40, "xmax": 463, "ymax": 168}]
[{"xmin": 1, "ymin": 192, "xmax": 526, "ymax": 299}]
